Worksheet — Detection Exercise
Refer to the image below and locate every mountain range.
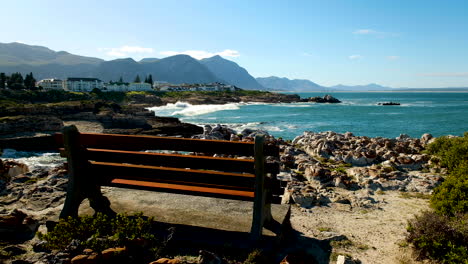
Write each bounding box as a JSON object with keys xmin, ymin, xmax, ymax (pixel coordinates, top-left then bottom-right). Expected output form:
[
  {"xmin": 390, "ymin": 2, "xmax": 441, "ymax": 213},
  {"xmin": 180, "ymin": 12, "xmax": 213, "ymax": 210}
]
[
  {"xmin": 0, "ymin": 42, "xmax": 260, "ymax": 89},
  {"xmin": 3, "ymin": 42, "xmax": 463, "ymax": 91}
]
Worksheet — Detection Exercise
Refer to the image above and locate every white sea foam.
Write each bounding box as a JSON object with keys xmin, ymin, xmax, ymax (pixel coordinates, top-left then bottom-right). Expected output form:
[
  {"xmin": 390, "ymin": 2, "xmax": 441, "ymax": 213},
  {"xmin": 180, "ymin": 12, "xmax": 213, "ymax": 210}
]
[
  {"xmin": 147, "ymin": 101, "xmax": 240, "ymax": 117},
  {"xmin": 270, "ymin": 103, "xmax": 314, "ymax": 108},
  {"xmin": 1, "ymin": 149, "xmax": 65, "ymax": 169}
]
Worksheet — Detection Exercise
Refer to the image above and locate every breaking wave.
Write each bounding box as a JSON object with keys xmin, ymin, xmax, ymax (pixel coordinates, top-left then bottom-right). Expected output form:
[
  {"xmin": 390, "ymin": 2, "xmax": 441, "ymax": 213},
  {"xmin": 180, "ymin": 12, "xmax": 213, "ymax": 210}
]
[{"xmin": 147, "ymin": 101, "xmax": 240, "ymax": 117}]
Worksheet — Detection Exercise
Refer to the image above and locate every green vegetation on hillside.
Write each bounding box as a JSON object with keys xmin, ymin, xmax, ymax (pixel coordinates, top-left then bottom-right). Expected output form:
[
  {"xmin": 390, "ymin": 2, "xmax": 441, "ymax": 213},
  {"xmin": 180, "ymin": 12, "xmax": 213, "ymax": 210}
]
[
  {"xmin": 0, "ymin": 89, "xmax": 272, "ymax": 106},
  {"xmin": 406, "ymin": 133, "xmax": 468, "ymax": 263}
]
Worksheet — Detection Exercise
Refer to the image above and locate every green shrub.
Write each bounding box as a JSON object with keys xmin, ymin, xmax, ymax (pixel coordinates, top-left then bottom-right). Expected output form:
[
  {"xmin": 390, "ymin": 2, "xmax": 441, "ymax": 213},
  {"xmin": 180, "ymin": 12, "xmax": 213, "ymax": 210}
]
[
  {"xmin": 244, "ymin": 249, "xmax": 269, "ymax": 264},
  {"xmin": 38, "ymin": 213, "xmax": 156, "ymax": 252},
  {"xmin": 431, "ymin": 163, "xmax": 468, "ymax": 216},
  {"xmin": 406, "ymin": 211, "xmax": 468, "ymax": 263},
  {"xmin": 406, "ymin": 132, "xmax": 468, "ymax": 263},
  {"xmin": 425, "ymin": 132, "xmax": 468, "ymax": 172}
]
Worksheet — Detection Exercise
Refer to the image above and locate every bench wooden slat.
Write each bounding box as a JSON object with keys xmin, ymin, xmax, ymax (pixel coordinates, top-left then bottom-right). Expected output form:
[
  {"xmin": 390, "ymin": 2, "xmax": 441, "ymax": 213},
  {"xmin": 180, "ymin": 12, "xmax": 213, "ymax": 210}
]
[
  {"xmin": 54, "ymin": 132, "xmax": 280, "ymax": 157},
  {"xmin": 87, "ymin": 148, "xmax": 255, "ymax": 173},
  {"xmin": 91, "ymin": 161, "xmax": 256, "ymax": 188},
  {"xmin": 59, "ymin": 148, "xmax": 280, "ymax": 174},
  {"xmin": 81, "ymin": 133, "xmax": 255, "ymax": 156},
  {"xmin": 110, "ymin": 179, "xmax": 255, "ymax": 200}
]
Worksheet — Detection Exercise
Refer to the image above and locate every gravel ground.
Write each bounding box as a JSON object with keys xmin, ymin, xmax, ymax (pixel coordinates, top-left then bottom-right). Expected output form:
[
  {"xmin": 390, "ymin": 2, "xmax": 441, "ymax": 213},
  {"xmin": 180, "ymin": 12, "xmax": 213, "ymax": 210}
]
[{"xmin": 289, "ymin": 190, "xmax": 429, "ymax": 264}]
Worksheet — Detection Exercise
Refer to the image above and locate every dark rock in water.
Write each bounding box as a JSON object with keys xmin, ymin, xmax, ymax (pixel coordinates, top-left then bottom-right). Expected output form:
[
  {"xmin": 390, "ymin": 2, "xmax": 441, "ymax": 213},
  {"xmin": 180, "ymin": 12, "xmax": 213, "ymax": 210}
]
[
  {"xmin": 306, "ymin": 94, "xmax": 341, "ymax": 103},
  {"xmin": 378, "ymin": 102, "xmax": 400, "ymax": 105}
]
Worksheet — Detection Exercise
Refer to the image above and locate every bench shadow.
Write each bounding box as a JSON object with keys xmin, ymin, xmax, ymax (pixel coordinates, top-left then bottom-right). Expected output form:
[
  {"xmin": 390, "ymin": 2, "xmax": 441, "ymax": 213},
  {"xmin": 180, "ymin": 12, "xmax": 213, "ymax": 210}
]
[{"xmin": 148, "ymin": 216, "xmax": 332, "ymax": 264}]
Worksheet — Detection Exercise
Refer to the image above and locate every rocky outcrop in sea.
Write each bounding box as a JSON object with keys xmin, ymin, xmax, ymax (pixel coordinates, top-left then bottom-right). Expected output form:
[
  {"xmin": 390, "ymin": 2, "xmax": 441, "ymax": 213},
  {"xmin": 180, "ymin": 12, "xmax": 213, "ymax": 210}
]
[{"xmin": 303, "ymin": 94, "xmax": 341, "ymax": 103}]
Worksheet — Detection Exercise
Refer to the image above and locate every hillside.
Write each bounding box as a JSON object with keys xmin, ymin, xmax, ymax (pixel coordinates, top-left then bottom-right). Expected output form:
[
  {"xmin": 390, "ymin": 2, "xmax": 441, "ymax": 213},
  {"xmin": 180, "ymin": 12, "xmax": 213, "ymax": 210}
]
[
  {"xmin": 200, "ymin": 55, "xmax": 264, "ymax": 90},
  {"xmin": 256, "ymin": 76, "xmax": 326, "ymax": 91}
]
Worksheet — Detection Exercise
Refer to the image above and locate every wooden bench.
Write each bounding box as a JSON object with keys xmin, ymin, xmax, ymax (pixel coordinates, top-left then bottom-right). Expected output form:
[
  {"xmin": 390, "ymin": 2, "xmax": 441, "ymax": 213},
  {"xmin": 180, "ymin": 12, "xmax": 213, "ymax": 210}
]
[{"xmin": 54, "ymin": 125, "xmax": 283, "ymax": 240}]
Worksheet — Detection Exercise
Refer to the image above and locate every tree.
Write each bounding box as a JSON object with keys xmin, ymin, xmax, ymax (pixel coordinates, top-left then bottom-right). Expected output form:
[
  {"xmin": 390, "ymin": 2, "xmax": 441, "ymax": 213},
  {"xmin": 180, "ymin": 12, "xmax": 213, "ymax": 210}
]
[
  {"xmin": 134, "ymin": 75, "xmax": 141, "ymax": 83},
  {"xmin": 24, "ymin": 72, "xmax": 37, "ymax": 89},
  {"xmin": 0, "ymin": 73, "xmax": 5, "ymax": 89},
  {"xmin": 119, "ymin": 76, "xmax": 123, "ymax": 83},
  {"xmin": 147, "ymin": 74, "xmax": 153, "ymax": 85},
  {"xmin": 7, "ymin": 72, "xmax": 25, "ymax": 89}
]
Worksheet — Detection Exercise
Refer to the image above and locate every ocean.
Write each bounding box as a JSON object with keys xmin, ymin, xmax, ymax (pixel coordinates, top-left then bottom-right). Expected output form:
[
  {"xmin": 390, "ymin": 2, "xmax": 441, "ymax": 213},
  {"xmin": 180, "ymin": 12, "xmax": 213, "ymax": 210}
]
[{"xmin": 148, "ymin": 92, "xmax": 468, "ymax": 140}]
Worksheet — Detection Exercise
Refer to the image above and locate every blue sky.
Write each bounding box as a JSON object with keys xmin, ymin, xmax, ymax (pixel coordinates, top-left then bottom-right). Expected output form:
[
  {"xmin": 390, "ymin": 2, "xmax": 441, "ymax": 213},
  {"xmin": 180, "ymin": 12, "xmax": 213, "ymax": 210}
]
[{"xmin": 2, "ymin": 0, "xmax": 468, "ymax": 88}]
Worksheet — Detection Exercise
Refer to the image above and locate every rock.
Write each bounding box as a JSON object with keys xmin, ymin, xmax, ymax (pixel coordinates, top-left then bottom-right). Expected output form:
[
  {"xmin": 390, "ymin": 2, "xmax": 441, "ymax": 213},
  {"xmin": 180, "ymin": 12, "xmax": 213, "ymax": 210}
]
[
  {"xmin": 420, "ymin": 133, "xmax": 434, "ymax": 145},
  {"xmin": 198, "ymin": 250, "xmax": 223, "ymax": 264},
  {"xmin": 3, "ymin": 245, "xmax": 27, "ymax": 256},
  {"xmin": 101, "ymin": 247, "xmax": 127, "ymax": 260},
  {"xmin": 336, "ymin": 255, "xmax": 346, "ymax": 264},
  {"xmin": 0, "ymin": 209, "xmax": 38, "ymax": 241},
  {"xmin": 150, "ymin": 258, "xmax": 181, "ymax": 264},
  {"xmin": 0, "ymin": 115, "xmax": 63, "ymax": 136},
  {"xmin": 377, "ymin": 102, "xmax": 400, "ymax": 106},
  {"xmin": 71, "ymin": 253, "xmax": 99, "ymax": 264},
  {"xmin": 33, "ymin": 240, "xmax": 50, "ymax": 253},
  {"xmin": 307, "ymin": 95, "xmax": 341, "ymax": 103}
]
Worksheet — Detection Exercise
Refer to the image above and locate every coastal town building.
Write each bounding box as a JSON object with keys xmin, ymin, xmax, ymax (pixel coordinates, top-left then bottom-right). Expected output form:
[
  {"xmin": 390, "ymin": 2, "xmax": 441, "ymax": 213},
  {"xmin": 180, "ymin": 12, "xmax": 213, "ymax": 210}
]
[
  {"xmin": 36, "ymin": 78, "xmax": 63, "ymax": 90},
  {"xmin": 156, "ymin": 82, "xmax": 238, "ymax": 92},
  {"xmin": 105, "ymin": 82, "xmax": 152, "ymax": 92},
  {"xmin": 63, "ymin": 77, "xmax": 103, "ymax": 92}
]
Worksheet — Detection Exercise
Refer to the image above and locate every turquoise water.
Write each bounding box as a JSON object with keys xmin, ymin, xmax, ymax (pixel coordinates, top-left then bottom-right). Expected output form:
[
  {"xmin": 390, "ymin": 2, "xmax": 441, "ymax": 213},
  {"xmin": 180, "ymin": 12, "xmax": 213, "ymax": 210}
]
[{"xmin": 148, "ymin": 92, "xmax": 468, "ymax": 139}]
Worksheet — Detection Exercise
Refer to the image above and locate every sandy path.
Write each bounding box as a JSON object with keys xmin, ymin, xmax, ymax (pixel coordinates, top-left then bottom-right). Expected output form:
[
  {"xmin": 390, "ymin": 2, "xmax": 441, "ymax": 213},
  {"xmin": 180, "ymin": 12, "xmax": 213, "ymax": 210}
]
[{"xmin": 289, "ymin": 190, "xmax": 428, "ymax": 263}]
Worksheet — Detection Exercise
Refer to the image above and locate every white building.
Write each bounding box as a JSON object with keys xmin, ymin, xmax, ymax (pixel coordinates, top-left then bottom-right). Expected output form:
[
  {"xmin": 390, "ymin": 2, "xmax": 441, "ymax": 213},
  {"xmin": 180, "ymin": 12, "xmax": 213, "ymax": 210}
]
[
  {"xmin": 106, "ymin": 83, "xmax": 129, "ymax": 92},
  {"xmin": 104, "ymin": 82, "xmax": 153, "ymax": 92},
  {"xmin": 37, "ymin": 79, "xmax": 63, "ymax": 90},
  {"xmin": 128, "ymin": 82, "xmax": 152, "ymax": 91},
  {"xmin": 64, "ymin": 77, "xmax": 103, "ymax": 92}
]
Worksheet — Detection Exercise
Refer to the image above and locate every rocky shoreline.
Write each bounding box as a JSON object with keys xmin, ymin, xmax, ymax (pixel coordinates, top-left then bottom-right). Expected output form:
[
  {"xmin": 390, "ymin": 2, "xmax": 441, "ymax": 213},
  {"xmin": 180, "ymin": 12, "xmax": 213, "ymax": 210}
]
[{"xmin": 0, "ymin": 123, "xmax": 447, "ymax": 263}]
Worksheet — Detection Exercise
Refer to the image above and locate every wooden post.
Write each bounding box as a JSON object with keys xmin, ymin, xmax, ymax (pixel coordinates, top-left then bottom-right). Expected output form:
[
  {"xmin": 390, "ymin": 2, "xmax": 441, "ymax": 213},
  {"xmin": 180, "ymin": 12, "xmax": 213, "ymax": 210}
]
[
  {"xmin": 59, "ymin": 125, "xmax": 86, "ymax": 219},
  {"xmin": 250, "ymin": 135, "xmax": 268, "ymax": 240},
  {"xmin": 59, "ymin": 125, "xmax": 115, "ymax": 219}
]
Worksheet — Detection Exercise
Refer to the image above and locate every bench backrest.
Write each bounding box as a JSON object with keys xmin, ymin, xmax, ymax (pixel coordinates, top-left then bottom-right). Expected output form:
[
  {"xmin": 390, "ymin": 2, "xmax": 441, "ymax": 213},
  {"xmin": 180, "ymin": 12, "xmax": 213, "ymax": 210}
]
[{"xmin": 54, "ymin": 130, "xmax": 282, "ymax": 203}]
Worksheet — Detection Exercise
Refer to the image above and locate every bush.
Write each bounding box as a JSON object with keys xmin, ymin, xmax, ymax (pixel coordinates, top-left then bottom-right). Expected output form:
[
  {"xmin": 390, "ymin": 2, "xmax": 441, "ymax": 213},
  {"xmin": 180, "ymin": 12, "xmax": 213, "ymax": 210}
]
[
  {"xmin": 425, "ymin": 132, "xmax": 468, "ymax": 171},
  {"xmin": 406, "ymin": 211, "xmax": 468, "ymax": 263},
  {"xmin": 406, "ymin": 133, "xmax": 468, "ymax": 263},
  {"xmin": 431, "ymin": 163, "xmax": 468, "ymax": 216},
  {"xmin": 38, "ymin": 213, "xmax": 156, "ymax": 252}
]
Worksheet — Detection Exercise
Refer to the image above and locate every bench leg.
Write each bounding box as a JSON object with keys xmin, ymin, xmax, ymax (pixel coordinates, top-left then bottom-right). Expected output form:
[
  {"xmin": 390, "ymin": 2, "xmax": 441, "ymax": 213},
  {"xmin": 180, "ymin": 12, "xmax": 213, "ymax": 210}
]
[
  {"xmin": 59, "ymin": 187, "xmax": 85, "ymax": 219},
  {"xmin": 60, "ymin": 125, "xmax": 115, "ymax": 219}
]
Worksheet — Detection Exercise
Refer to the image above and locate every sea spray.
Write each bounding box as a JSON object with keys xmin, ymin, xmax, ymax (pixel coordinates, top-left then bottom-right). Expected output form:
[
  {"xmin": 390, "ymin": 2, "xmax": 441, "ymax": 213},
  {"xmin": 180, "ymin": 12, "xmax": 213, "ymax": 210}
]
[
  {"xmin": 147, "ymin": 101, "xmax": 240, "ymax": 117},
  {"xmin": 1, "ymin": 149, "xmax": 64, "ymax": 169}
]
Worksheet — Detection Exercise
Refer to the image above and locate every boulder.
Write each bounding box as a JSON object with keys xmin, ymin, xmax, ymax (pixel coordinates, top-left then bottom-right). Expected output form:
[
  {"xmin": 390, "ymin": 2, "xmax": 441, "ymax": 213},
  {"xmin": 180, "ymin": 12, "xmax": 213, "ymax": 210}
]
[
  {"xmin": 307, "ymin": 94, "xmax": 341, "ymax": 103},
  {"xmin": 150, "ymin": 258, "xmax": 181, "ymax": 264},
  {"xmin": 0, "ymin": 209, "xmax": 38, "ymax": 241}
]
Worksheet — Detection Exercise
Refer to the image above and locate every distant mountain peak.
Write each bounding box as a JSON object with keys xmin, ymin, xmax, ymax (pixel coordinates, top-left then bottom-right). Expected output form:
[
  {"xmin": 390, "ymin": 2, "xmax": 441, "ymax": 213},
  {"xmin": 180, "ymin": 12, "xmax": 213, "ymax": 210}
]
[
  {"xmin": 200, "ymin": 55, "xmax": 264, "ymax": 90},
  {"xmin": 256, "ymin": 76, "xmax": 324, "ymax": 91}
]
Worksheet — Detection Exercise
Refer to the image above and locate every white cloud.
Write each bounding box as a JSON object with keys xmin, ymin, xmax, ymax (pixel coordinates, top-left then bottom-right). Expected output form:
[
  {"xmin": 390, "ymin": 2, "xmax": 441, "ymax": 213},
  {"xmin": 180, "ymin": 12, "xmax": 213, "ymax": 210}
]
[
  {"xmin": 349, "ymin": 54, "xmax": 363, "ymax": 60},
  {"xmin": 302, "ymin": 52, "xmax": 314, "ymax": 57},
  {"xmin": 418, "ymin": 72, "xmax": 468, "ymax": 77},
  {"xmin": 353, "ymin": 29, "xmax": 398, "ymax": 38},
  {"xmin": 159, "ymin": 49, "xmax": 240, "ymax": 59},
  {"xmin": 387, "ymin": 56, "xmax": 400, "ymax": 61},
  {"xmin": 353, "ymin": 29, "xmax": 377, "ymax": 35},
  {"xmin": 98, "ymin": 45, "xmax": 154, "ymax": 58}
]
